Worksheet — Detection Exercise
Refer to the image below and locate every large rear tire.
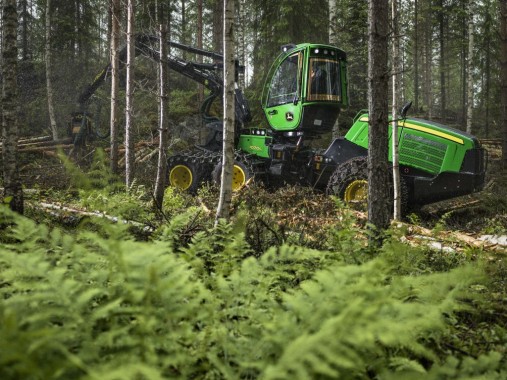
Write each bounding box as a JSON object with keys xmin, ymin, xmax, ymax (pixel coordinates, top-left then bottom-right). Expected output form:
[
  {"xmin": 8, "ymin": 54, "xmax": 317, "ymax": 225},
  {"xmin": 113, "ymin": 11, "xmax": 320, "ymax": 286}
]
[{"xmin": 326, "ymin": 156, "xmax": 409, "ymax": 215}]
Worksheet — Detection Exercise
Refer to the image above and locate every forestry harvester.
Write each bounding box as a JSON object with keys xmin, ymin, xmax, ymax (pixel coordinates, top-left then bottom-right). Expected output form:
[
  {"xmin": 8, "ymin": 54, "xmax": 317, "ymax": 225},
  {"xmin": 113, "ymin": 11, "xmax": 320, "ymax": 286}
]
[{"xmin": 76, "ymin": 37, "xmax": 487, "ymax": 211}]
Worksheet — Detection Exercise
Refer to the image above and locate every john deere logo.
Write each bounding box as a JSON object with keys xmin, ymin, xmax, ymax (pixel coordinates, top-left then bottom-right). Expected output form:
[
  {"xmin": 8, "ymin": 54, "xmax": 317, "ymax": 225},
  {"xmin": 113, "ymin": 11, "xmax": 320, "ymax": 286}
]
[{"xmin": 285, "ymin": 112, "xmax": 294, "ymax": 121}]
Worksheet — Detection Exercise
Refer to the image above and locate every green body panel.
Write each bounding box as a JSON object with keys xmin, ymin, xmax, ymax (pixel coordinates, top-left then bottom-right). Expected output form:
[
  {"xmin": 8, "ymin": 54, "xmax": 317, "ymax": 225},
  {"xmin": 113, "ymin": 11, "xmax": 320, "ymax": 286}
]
[
  {"xmin": 344, "ymin": 115, "xmax": 476, "ymax": 175},
  {"xmin": 238, "ymin": 132, "xmax": 271, "ymax": 158}
]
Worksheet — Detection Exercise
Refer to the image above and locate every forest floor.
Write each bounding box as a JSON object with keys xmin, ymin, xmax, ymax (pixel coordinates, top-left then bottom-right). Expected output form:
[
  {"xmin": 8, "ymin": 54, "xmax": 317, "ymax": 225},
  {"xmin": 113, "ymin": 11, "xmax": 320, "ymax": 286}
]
[{"xmin": 15, "ymin": 142, "xmax": 507, "ymax": 254}]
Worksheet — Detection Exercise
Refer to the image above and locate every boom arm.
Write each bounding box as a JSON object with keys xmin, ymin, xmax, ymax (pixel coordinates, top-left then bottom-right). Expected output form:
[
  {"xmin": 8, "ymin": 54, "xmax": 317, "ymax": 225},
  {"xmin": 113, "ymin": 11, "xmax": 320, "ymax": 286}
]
[{"xmin": 77, "ymin": 34, "xmax": 250, "ymax": 123}]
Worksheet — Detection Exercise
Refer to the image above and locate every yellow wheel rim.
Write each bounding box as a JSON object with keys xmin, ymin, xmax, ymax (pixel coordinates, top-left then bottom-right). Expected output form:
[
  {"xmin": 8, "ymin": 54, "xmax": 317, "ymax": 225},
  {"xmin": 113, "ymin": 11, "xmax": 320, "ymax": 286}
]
[
  {"xmin": 169, "ymin": 165, "xmax": 193, "ymax": 191},
  {"xmin": 231, "ymin": 164, "xmax": 247, "ymax": 191},
  {"xmin": 344, "ymin": 179, "xmax": 368, "ymax": 203}
]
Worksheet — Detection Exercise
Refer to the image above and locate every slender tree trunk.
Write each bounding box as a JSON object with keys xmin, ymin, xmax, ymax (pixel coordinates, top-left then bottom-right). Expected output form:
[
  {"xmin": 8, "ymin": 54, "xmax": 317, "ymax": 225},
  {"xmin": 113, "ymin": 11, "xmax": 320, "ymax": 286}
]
[
  {"xmin": 329, "ymin": 0, "xmax": 338, "ymax": 45},
  {"xmin": 181, "ymin": 0, "xmax": 186, "ymax": 59},
  {"xmin": 392, "ymin": 0, "xmax": 401, "ymax": 221},
  {"xmin": 154, "ymin": 24, "xmax": 169, "ymax": 208},
  {"xmin": 125, "ymin": 0, "xmax": 135, "ymax": 187},
  {"xmin": 424, "ymin": 0, "xmax": 433, "ymax": 118},
  {"xmin": 466, "ymin": 0, "xmax": 474, "ymax": 134},
  {"xmin": 368, "ymin": 0, "xmax": 390, "ymax": 235},
  {"xmin": 485, "ymin": 7, "xmax": 491, "ymax": 138},
  {"xmin": 329, "ymin": 0, "xmax": 340, "ymax": 138},
  {"xmin": 500, "ymin": 0, "xmax": 507, "ymax": 168},
  {"xmin": 215, "ymin": 0, "xmax": 235, "ymax": 223},
  {"xmin": 2, "ymin": 0, "xmax": 24, "ymax": 213},
  {"xmin": 197, "ymin": 0, "xmax": 204, "ymax": 102},
  {"xmin": 110, "ymin": 0, "xmax": 120, "ymax": 174},
  {"xmin": 439, "ymin": 0, "xmax": 446, "ymax": 118},
  {"xmin": 45, "ymin": 0, "xmax": 58, "ymax": 141},
  {"xmin": 21, "ymin": 0, "xmax": 28, "ymax": 60},
  {"xmin": 414, "ymin": 0, "xmax": 419, "ymax": 112},
  {"xmin": 213, "ymin": 0, "xmax": 223, "ymax": 53}
]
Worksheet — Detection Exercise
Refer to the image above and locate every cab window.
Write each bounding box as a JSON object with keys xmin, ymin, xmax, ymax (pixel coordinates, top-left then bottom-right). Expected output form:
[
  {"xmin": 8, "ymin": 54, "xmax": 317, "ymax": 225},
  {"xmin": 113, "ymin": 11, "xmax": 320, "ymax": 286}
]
[
  {"xmin": 307, "ymin": 58, "xmax": 341, "ymax": 102},
  {"xmin": 267, "ymin": 53, "xmax": 301, "ymax": 108}
]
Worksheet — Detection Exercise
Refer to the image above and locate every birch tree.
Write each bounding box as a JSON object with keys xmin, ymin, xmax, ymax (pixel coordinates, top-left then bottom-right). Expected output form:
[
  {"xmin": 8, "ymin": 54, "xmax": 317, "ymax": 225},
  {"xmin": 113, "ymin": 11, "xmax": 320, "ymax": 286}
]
[
  {"xmin": 391, "ymin": 0, "xmax": 401, "ymax": 220},
  {"xmin": 154, "ymin": 24, "xmax": 169, "ymax": 208},
  {"xmin": 110, "ymin": 0, "xmax": 120, "ymax": 174},
  {"xmin": 2, "ymin": 0, "xmax": 24, "ymax": 213},
  {"xmin": 215, "ymin": 0, "xmax": 235, "ymax": 223},
  {"xmin": 125, "ymin": 0, "xmax": 135, "ymax": 188},
  {"xmin": 367, "ymin": 0, "xmax": 390, "ymax": 235},
  {"xmin": 45, "ymin": 0, "xmax": 58, "ymax": 140}
]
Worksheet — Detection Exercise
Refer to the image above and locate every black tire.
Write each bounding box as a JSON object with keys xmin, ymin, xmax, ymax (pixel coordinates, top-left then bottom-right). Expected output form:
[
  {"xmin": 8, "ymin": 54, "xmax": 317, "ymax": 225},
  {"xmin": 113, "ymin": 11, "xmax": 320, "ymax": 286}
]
[
  {"xmin": 326, "ymin": 156, "xmax": 369, "ymax": 210},
  {"xmin": 167, "ymin": 157, "xmax": 205, "ymax": 194},
  {"xmin": 212, "ymin": 155, "xmax": 253, "ymax": 192},
  {"xmin": 326, "ymin": 156, "xmax": 409, "ymax": 215}
]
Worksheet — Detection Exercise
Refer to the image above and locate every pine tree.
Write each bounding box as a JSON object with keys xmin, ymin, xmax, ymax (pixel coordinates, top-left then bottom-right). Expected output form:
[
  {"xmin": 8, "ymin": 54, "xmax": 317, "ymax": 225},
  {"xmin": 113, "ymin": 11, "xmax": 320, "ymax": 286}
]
[
  {"xmin": 1, "ymin": 0, "xmax": 24, "ymax": 214},
  {"xmin": 367, "ymin": 0, "xmax": 390, "ymax": 235}
]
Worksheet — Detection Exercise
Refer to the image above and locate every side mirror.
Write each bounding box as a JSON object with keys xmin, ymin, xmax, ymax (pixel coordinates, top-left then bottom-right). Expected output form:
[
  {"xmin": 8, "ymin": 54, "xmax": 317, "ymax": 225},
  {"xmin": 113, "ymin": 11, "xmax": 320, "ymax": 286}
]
[{"xmin": 399, "ymin": 101, "xmax": 412, "ymax": 119}]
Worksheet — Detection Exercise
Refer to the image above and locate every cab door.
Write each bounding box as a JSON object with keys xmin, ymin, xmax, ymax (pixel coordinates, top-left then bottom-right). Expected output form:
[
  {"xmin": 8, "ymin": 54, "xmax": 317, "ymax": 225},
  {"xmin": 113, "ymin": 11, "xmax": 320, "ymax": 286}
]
[{"xmin": 263, "ymin": 52, "xmax": 303, "ymax": 132}]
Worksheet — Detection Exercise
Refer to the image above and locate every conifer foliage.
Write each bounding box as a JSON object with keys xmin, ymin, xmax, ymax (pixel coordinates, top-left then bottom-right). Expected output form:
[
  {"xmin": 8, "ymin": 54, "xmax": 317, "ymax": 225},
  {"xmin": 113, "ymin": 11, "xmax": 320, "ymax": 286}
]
[{"xmin": 1, "ymin": 206, "xmax": 506, "ymax": 379}]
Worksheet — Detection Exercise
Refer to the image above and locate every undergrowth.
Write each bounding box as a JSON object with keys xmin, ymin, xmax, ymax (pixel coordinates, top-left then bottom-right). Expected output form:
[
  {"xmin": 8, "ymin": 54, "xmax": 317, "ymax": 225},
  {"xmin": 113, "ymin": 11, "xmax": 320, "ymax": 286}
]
[
  {"xmin": 5, "ymin": 151, "xmax": 506, "ymax": 379},
  {"xmin": 1, "ymin": 203, "xmax": 506, "ymax": 379}
]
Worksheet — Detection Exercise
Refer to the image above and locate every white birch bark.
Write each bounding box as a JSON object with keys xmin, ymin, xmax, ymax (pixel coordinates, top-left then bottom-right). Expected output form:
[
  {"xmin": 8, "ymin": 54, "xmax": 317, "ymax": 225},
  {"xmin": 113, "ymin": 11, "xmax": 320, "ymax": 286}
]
[
  {"xmin": 125, "ymin": 0, "xmax": 135, "ymax": 188},
  {"xmin": 154, "ymin": 24, "xmax": 169, "ymax": 208},
  {"xmin": 215, "ymin": 0, "xmax": 235, "ymax": 223},
  {"xmin": 110, "ymin": 0, "xmax": 120, "ymax": 174},
  {"xmin": 392, "ymin": 0, "xmax": 401, "ymax": 220},
  {"xmin": 45, "ymin": 0, "xmax": 58, "ymax": 141}
]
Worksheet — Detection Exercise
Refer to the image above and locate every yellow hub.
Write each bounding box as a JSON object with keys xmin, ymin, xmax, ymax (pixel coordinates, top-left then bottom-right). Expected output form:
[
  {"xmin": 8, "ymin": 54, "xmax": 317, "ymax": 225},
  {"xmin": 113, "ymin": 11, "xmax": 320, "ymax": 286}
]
[
  {"xmin": 169, "ymin": 165, "xmax": 193, "ymax": 191},
  {"xmin": 344, "ymin": 179, "xmax": 368, "ymax": 203},
  {"xmin": 231, "ymin": 164, "xmax": 247, "ymax": 191}
]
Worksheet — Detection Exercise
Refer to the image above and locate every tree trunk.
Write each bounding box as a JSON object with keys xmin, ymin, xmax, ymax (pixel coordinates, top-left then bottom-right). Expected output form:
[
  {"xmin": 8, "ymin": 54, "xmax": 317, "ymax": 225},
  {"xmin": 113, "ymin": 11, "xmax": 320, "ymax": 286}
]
[
  {"xmin": 423, "ymin": 0, "xmax": 433, "ymax": 118},
  {"xmin": 181, "ymin": 0, "xmax": 186, "ymax": 59},
  {"xmin": 329, "ymin": 0, "xmax": 338, "ymax": 45},
  {"xmin": 392, "ymin": 0, "xmax": 401, "ymax": 221},
  {"xmin": 215, "ymin": 0, "xmax": 235, "ymax": 223},
  {"xmin": 20, "ymin": 0, "xmax": 28, "ymax": 60},
  {"xmin": 329, "ymin": 0, "xmax": 340, "ymax": 138},
  {"xmin": 500, "ymin": 0, "xmax": 507, "ymax": 168},
  {"xmin": 213, "ymin": 0, "xmax": 224, "ymax": 53},
  {"xmin": 2, "ymin": 0, "xmax": 24, "ymax": 214},
  {"xmin": 485, "ymin": 7, "xmax": 491, "ymax": 138},
  {"xmin": 154, "ymin": 24, "xmax": 169, "ymax": 209},
  {"xmin": 414, "ymin": 0, "xmax": 419, "ymax": 112},
  {"xmin": 110, "ymin": 0, "xmax": 120, "ymax": 174},
  {"xmin": 466, "ymin": 0, "xmax": 474, "ymax": 134},
  {"xmin": 45, "ymin": 0, "xmax": 58, "ymax": 141},
  {"xmin": 367, "ymin": 0, "xmax": 390, "ymax": 235},
  {"xmin": 125, "ymin": 0, "xmax": 135, "ymax": 188},
  {"xmin": 197, "ymin": 0, "xmax": 204, "ymax": 102},
  {"xmin": 439, "ymin": 0, "xmax": 446, "ymax": 118}
]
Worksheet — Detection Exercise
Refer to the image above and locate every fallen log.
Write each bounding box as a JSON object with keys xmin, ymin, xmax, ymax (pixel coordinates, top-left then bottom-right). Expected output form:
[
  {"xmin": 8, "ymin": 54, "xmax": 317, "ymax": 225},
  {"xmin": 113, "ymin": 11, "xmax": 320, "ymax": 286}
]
[
  {"xmin": 30, "ymin": 201, "xmax": 155, "ymax": 232},
  {"xmin": 392, "ymin": 221, "xmax": 506, "ymax": 254}
]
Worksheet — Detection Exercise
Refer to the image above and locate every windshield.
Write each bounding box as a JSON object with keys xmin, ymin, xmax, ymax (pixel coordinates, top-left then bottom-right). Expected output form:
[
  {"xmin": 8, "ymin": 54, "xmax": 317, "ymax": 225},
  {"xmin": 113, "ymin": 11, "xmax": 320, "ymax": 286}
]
[
  {"xmin": 307, "ymin": 58, "xmax": 341, "ymax": 101},
  {"xmin": 266, "ymin": 52, "xmax": 301, "ymax": 108}
]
